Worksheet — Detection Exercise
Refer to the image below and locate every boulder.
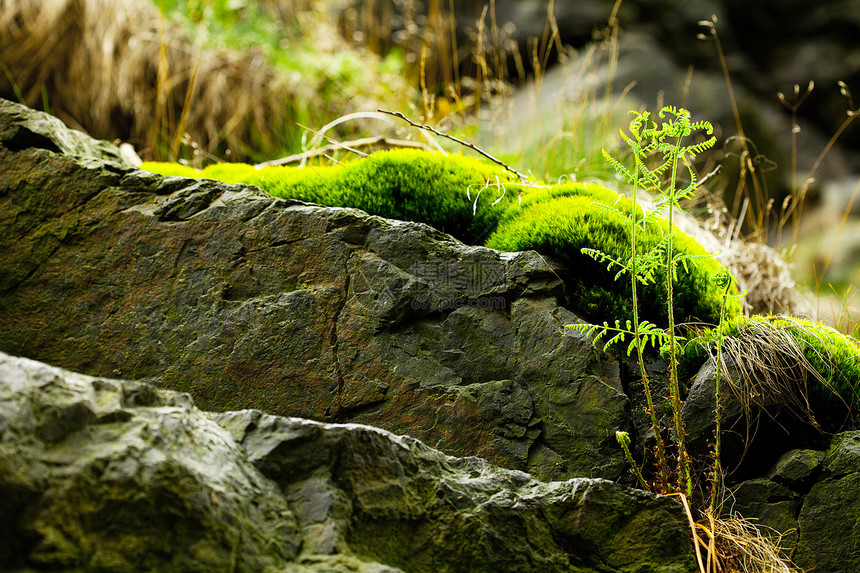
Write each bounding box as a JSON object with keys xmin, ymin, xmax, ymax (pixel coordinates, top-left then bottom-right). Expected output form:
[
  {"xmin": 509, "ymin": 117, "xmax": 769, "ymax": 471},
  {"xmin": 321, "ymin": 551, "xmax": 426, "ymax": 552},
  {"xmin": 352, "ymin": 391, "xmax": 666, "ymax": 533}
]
[
  {"xmin": 0, "ymin": 98, "xmax": 627, "ymax": 482},
  {"xmin": 681, "ymin": 356, "xmax": 845, "ymax": 478},
  {"xmin": 0, "ymin": 350, "xmax": 696, "ymax": 573}
]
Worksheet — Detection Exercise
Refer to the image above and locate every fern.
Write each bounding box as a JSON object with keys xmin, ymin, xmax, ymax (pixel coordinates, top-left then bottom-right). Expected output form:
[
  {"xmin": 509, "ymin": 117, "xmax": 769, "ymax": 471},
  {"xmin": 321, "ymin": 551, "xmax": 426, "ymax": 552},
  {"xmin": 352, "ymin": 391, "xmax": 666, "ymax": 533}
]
[{"xmin": 568, "ymin": 106, "xmax": 720, "ymax": 496}]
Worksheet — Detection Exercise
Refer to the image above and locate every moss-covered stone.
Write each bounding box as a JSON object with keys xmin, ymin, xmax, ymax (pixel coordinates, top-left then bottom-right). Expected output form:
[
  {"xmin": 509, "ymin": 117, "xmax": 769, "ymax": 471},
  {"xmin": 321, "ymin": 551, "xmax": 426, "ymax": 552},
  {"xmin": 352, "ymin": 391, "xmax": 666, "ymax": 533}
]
[
  {"xmin": 2, "ymin": 104, "xmax": 633, "ymax": 483},
  {"xmin": 683, "ymin": 315, "xmax": 860, "ymax": 412},
  {"xmin": 146, "ymin": 149, "xmax": 520, "ymax": 244},
  {"xmin": 485, "ymin": 182, "xmax": 738, "ymax": 326},
  {"xmin": 142, "ymin": 152, "xmax": 738, "ymax": 326}
]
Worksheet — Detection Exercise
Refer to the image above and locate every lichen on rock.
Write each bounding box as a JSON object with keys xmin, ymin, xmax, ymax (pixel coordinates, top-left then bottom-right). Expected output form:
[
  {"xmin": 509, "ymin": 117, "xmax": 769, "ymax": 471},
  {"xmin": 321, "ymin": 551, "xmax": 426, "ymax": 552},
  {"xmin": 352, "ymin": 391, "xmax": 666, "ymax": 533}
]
[{"xmin": 0, "ymin": 350, "xmax": 696, "ymax": 573}]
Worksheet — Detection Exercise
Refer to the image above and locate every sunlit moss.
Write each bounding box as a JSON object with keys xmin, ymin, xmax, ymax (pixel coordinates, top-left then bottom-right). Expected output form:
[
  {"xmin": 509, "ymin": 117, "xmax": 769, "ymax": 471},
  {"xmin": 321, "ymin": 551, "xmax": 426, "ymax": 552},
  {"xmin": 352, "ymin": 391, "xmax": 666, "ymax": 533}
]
[
  {"xmin": 683, "ymin": 315, "xmax": 860, "ymax": 412},
  {"xmin": 486, "ymin": 182, "xmax": 739, "ymax": 326},
  {"xmin": 141, "ymin": 150, "xmax": 738, "ymax": 326},
  {"xmin": 143, "ymin": 149, "xmax": 519, "ymax": 243},
  {"xmin": 140, "ymin": 161, "xmax": 199, "ymax": 178}
]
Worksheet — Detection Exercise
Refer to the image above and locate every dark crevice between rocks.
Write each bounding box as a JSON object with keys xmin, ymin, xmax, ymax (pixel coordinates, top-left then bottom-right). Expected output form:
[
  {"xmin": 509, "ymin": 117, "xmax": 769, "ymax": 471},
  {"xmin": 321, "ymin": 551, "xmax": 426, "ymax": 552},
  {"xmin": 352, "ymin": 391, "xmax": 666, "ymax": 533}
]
[
  {"xmin": 615, "ymin": 352, "xmax": 674, "ymax": 485},
  {"xmin": 722, "ymin": 420, "xmax": 833, "ymax": 484},
  {"xmin": 2, "ymin": 125, "xmax": 62, "ymax": 154}
]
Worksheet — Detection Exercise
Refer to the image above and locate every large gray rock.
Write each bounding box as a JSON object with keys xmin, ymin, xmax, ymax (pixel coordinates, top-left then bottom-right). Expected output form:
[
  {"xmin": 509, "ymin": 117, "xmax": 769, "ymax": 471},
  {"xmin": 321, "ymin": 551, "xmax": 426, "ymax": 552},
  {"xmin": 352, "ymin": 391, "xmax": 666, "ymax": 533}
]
[
  {"xmin": 0, "ymin": 98, "xmax": 627, "ymax": 482},
  {"xmin": 0, "ymin": 350, "xmax": 696, "ymax": 573}
]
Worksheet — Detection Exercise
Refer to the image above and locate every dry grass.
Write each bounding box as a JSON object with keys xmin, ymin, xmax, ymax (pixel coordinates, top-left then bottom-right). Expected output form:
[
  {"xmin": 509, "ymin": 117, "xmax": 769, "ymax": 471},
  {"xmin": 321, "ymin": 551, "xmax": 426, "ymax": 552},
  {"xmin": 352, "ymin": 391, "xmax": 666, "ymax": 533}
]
[
  {"xmin": 0, "ymin": 0, "xmax": 283, "ymax": 161},
  {"xmin": 0, "ymin": 0, "xmax": 405, "ymax": 163},
  {"xmin": 700, "ymin": 513, "xmax": 798, "ymax": 573},
  {"xmin": 669, "ymin": 493, "xmax": 800, "ymax": 573},
  {"xmin": 715, "ymin": 316, "xmax": 853, "ymax": 436},
  {"xmin": 671, "ymin": 493, "xmax": 798, "ymax": 573},
  {"xmin": 718, "ymin": 239, "xmax": 807, "ymax": 317}
]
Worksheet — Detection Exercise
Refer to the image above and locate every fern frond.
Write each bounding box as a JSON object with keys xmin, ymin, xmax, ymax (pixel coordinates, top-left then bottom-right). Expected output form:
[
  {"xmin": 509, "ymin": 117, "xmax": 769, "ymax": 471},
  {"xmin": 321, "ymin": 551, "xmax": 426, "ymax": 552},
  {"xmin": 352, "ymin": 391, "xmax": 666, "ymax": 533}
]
[
  {"xmin": 581, "ymin": 247, "xmax": 631, "ymax": 279},
  {"xmin": 602, "ymin": 149, "xmax": 635, "ymax": 184},
  {"xmin": 685, "ymin": 136, "xmax": 717, "ymax": 156}
]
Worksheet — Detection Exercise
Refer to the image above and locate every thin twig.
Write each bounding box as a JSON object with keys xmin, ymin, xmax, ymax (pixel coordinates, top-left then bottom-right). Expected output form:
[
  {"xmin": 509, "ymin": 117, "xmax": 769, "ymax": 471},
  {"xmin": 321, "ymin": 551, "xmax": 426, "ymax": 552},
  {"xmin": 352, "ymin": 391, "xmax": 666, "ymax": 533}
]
[
  {"xmin": 254, "ymin": 136, "xmax": 431, "ymax": 168},
  {"xmin": 377, "ymin": 108, "xmax": 530, "ymax": 181}
]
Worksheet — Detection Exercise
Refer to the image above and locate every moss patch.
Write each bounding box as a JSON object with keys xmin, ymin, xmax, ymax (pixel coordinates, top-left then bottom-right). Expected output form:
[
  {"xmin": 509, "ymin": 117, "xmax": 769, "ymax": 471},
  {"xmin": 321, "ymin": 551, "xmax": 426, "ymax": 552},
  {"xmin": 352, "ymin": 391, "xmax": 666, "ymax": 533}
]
[
  {"xmin": 141, "ymin": 150, "xmax": 737, "ymax": 326},
  {"xmin": 146, "ymin": 150, "xmax": 519, "ymax": 244},
  {"xmin": 485, "ymin": 183, "xmax": 738, "ymax": 326}
]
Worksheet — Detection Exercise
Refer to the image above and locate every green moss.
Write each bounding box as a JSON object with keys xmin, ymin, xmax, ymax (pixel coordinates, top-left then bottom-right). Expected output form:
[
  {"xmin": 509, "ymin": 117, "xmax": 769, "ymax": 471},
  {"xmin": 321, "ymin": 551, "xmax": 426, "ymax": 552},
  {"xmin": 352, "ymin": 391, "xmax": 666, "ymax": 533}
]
[
  {"xmin": 198, "ymin": 162, "xmax": 258, "ymax": 183},
  {"xmin": 142, "ymin": 151, "xmax": 738, "ymax": 326},
  {"xmin": 486, "ymin": 182, "xmax": 739, "ymax": 326},
  {"xmin": 140, "ymin": 161, "xmax": 199, "ymax": 178},
  {"xmin": 143, "ymin": 150, "xmax": 519, "ymax": 243}
]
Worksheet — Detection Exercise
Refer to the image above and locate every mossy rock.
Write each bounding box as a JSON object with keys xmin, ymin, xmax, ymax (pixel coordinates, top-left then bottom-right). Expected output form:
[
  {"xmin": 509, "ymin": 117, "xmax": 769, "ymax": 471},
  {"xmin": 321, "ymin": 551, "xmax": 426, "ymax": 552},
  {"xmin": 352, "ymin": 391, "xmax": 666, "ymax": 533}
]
[
  {"xmin": 485, "ymin": 183, "xmax": 738, "ymax": 326},
  {"xmin": 683, "ymin": 315, "xmax": 860, "ymax": 412},
  {"xmin": 145, "ymin": 150, "xmax": 520, "ymax": 244},
  {"xmin": 142, "ymin": 149, "xmax": 738, "ymax": 326}
]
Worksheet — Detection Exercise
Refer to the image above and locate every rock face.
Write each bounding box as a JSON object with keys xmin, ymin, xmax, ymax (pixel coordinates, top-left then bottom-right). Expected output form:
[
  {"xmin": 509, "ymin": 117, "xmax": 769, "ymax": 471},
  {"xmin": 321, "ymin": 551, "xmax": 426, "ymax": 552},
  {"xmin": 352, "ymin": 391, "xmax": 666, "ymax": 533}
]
[
  {"xmin": 731, "ymin": 432, "xmax": 860, "ymax": 573},
  {"xmin": 0, "ymin": 350, "xmax": 696, "ymax": 573},
  {"xmin": 0, "ymin": 98, "xmax": 626, "ymax": 482}
]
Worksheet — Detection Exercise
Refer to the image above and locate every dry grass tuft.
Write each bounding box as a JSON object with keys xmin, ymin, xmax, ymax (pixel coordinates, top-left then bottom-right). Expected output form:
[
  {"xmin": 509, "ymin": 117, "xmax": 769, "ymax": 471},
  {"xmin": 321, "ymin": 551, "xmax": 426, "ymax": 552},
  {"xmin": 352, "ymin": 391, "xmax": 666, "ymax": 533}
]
[
  {"xmin": 701, "ymin": 512, "xmax": 798, "ymax": 573},
  {"xmin": 0, "ymin": 0, "xmax": 285, "ymax": 161},
  {"xmin": 674, "ymin": 494, "xmax": 798, "ymax": 573},
  {"xmin": 718, "ymin": 240, "xmax": 807, "ymax": 317},
  {"xmin": 716, "ymin": 316, "xmax": 853, "ymax": 434}
]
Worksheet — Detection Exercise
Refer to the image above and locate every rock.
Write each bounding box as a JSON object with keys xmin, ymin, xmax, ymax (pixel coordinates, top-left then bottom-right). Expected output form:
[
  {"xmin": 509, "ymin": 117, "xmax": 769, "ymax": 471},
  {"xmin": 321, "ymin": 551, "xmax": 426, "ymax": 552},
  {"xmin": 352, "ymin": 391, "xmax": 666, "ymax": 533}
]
[
  {"xmin": 729, "ymin": 431, "xmax": 860, "ymax": 573},
  {"xmin": 0, "ymin": 350, "xmax": 696, "ymax": 573},
  {"xmin": 0, "ymin": 352, "xmax": 302, "ymax": 572},
  {"xmin": 0, "ymin": 98, "xmax": 628, "ymax": 481},
  {"xmin": 681, "ymin": 357, "xmax": 837, "ymax": 478},
  {"xmin": 794, "ymin": 433, "xmax": 860, "ymax": 572},
  {"xmin": 766, "ymin": 448, "xmax": 825, "ymax": 487},
  {"xmin": 728, "ymin": 478, "xmax": 801, "ymax": 543},
  {"xmin": 0, "ymin": 94, "xmax": 126, "ymax": 162}
]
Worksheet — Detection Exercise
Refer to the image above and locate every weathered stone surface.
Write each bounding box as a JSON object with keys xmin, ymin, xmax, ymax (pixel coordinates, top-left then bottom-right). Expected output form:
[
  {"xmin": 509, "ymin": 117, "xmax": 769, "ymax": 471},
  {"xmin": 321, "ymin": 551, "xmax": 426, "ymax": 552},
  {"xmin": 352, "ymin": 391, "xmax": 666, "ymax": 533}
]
[
  {"xmin": 0, "ymin": 350, "xmax": 696, "ymax": 573},
  {"xmin": 0, "ymin": 98, "xmax": 627, "ymax": 481},
  {"xmin": 766, "ymin": 448, "xmax": 825, "ymax": 486},
  {"xmin": 730, "ymin": 432, "xmax": 860, "ymax": 573},
  {"xmin": 793, "ymin": 432, "xmax": 860, "ymax": 571},
  {"xmin": 729, "ymin": 478, "xmax": 801, "ymax": 543},
  {"xmin": 0, "ymin": 352, "xmax": 302, "ymax": 572},
  {"xmin": 0, "ymin": 95, "xmax": 126, "ymax": 162}
]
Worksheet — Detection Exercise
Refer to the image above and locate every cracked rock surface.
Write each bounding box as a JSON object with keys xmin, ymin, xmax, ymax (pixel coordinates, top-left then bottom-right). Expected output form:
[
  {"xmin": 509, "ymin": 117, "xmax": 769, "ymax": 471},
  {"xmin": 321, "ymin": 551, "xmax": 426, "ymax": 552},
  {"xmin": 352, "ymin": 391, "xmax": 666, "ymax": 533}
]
[
  {"xmin": 0, "ymin": 98, "xmax": 627, "ymax": 482},
  {"xmin": 0, "ymin": 350, "xmax": 694, "ymax": 573}
]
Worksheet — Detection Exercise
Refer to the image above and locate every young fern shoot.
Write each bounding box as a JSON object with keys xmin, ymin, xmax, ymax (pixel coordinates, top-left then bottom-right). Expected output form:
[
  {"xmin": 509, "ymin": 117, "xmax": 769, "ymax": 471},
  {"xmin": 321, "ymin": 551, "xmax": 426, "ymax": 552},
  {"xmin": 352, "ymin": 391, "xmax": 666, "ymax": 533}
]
[
  {"xmin": 568, "ymin": 106, "xmax": 716, "ymax": 496},
  {"xmin": 650, "ymin": 107, "xmax": 716, "ymax": 497}
]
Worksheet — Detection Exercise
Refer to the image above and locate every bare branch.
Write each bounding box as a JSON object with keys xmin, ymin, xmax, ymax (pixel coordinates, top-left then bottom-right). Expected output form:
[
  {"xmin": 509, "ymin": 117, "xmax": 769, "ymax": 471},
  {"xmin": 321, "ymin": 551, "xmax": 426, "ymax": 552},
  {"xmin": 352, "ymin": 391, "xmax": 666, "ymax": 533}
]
[
  {"xmin": 377, "ymin": 108, "xmax": 530, "ymax": 182},
  {"xmin": 255, "ymin": 136, "xmax": 431, "ymax": 168}
]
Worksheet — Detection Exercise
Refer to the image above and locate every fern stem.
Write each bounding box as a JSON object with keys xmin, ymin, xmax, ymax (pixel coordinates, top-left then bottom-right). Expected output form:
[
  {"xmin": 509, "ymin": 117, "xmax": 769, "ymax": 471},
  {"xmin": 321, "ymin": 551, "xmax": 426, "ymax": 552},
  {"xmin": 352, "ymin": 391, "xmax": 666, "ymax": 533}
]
[
  {"xmin": 629, "ymin": 132, "xmax": 670, "ymax": 492},
  {"xmin": 665, "ymin": 130, "xmax": 691, "ymax": 498},
  {"xmin": 709, "ymin": 276, "xmax": 733, "ymax": 514}
]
